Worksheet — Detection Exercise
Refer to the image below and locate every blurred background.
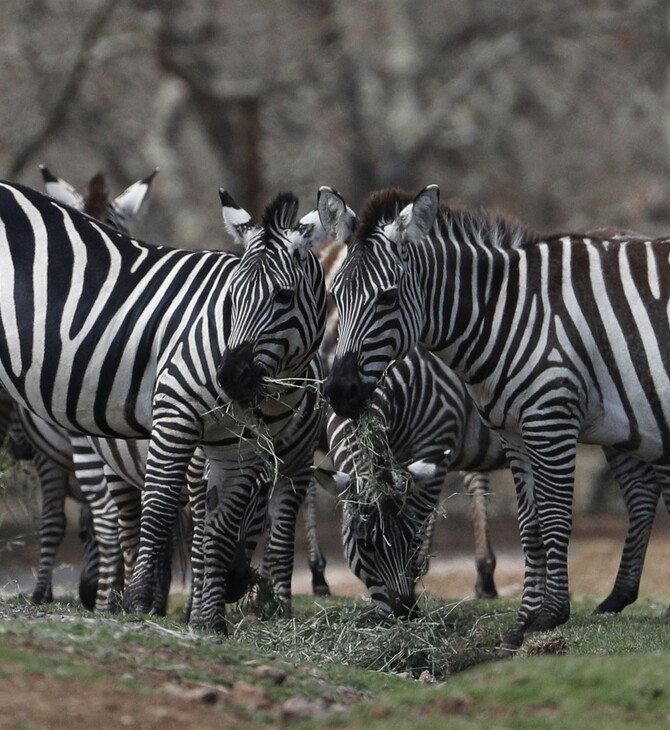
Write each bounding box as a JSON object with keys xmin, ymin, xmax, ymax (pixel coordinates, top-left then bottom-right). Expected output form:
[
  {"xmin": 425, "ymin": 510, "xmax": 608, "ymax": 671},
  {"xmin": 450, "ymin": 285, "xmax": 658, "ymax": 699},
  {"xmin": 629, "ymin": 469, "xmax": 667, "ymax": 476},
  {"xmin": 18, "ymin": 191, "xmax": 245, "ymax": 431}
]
[{"xmin": 1, "ymin": 0, "xmax": 669, "ymax": 599}]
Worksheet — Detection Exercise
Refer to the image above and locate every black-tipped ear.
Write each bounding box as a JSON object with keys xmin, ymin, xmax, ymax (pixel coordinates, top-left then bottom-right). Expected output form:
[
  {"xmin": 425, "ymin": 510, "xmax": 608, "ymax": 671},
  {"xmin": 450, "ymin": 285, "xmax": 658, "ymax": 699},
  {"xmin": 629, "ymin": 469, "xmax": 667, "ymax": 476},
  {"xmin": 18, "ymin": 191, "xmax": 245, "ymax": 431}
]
[
  {"xmin": 220, "ymin": 188, "xmax": 260, "ymax": 248},
  {"xmin": 112, "ymin": 169, "xmax": 158, "ymax": 220},
  {"xmin": 39, "ymin": 164, "xmax": 58, "ymax": 184},
  {"xmin": 287, "ymin": 209, "xmax": 327, "ymax": 261},
  {"xmin": 40, "ymin": 164, "xmax": 84, "ymax": 210}
]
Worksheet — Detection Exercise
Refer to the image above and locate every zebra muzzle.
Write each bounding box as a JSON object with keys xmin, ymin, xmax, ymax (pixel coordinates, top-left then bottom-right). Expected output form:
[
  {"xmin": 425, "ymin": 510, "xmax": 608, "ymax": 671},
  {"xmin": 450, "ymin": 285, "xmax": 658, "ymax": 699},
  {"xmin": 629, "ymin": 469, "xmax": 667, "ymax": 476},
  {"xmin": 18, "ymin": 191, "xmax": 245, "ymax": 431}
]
[
  {"xmin": 325, "ymin": 352, "xmax": 376, "ymax": 418},
  {"xmin": 217, "ymin": 343, "xmax": 264, "ymax": 401}
]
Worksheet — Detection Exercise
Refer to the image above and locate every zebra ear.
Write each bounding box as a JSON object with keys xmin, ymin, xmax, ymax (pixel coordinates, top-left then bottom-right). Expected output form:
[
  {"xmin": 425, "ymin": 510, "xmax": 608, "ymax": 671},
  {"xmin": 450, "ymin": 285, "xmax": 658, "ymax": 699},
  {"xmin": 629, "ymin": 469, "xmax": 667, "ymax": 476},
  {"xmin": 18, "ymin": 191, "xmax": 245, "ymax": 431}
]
[
  {"xmin": 407, "ymin": 449, "xmax": 451, "ymax": 481},
  {"xmin": 112, "ymin": 169, "xmax": 158, "ymax": 220},
  {"xmin": 287, "ymin": 209, "xmax": 327, "ymax": 261},
  {"xmin": 317, "ymin": 186, "xmax": 357, "ymax": 245},
  {"xmin": 311, "ymin": 465, "xmax": 350, "ymax": 497},
  {"xmin": 393, "ymin": 184, "xmax": 440, "ymax": 242},
  {"xmin": 40, "ymin": 165, "xmax": 85, "ymax": 210},
  {"xmin": 219, "ymin": 189, "xmax": 261, "ymax": 249}
]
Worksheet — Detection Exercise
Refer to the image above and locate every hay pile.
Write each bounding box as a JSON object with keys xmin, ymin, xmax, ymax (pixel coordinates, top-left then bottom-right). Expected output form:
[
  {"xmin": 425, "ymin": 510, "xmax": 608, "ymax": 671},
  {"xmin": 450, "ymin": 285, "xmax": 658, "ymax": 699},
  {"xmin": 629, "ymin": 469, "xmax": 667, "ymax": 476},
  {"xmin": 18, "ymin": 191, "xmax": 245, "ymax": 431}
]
[{"xmin": 230, "ymin": 598, "xmax": 507, "ymax": 681}]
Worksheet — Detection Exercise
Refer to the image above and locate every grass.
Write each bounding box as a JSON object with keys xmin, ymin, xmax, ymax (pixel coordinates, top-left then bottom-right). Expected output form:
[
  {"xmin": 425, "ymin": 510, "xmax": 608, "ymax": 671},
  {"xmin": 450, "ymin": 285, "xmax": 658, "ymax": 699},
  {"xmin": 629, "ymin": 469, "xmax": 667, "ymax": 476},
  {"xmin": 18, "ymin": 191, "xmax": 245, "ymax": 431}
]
[{"xmin": 2, "ymin": 593, "xmax": 670, "ymax": 727}]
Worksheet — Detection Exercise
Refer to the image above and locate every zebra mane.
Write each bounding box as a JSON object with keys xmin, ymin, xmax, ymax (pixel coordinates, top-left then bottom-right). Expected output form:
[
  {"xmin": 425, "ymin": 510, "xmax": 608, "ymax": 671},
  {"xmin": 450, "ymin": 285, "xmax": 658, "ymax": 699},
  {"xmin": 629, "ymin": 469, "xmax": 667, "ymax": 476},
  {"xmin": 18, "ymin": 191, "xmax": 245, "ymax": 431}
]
[
  {"xmin": 261, "ymin": 192, "xmax": 299, "ymax": 240},
  {"xmin": 356, "ymin": 189, "xmax": 415, "ymax": 243},
  {"xmin": 444, "ymin": 208, "xmax": 540, "ymax": 250},
  {"xmin": 84, "ymin": 172, "xmax": 108, "ymax": 221},
  {"xmin": 356, "ymin": 188, "xmax": 538, "ymax": 249}
]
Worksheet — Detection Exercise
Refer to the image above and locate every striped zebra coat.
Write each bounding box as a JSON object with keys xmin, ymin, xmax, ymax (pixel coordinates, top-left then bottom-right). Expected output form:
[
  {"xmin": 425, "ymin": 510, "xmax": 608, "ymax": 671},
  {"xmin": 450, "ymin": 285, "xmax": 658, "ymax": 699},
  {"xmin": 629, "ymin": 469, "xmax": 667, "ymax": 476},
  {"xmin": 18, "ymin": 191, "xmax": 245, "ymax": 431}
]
[
  {"xmin": 1, "ymin": 168, "xmax": 157, "ymax": 609},
  {"xmin": 17, "ymin": 170, "xmax": 330, "ymax": 616},
  {"xmin": 314, "ymin": 236, "xmax": 503, "ymax": 615},
  {"xmin": 321, "ymin": 185, "xmax": 670, "ymax": 649},
  {"xmin": 0, "ymin": 182, "xmax": 327, "ymax": 631},
  {"xmin": 315, "ymin": 345, "xmax": 504, "ymax": 617}
]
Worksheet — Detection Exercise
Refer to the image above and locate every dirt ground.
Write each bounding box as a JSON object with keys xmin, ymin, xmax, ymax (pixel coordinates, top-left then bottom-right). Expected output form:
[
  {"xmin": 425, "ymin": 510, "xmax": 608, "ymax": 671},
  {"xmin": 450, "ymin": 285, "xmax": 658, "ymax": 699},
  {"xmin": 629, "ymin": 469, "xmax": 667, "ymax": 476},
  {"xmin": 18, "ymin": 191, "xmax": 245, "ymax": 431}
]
[{"xmin": 2, "ymin": 510, "xmax": 670, "ymax": 729}]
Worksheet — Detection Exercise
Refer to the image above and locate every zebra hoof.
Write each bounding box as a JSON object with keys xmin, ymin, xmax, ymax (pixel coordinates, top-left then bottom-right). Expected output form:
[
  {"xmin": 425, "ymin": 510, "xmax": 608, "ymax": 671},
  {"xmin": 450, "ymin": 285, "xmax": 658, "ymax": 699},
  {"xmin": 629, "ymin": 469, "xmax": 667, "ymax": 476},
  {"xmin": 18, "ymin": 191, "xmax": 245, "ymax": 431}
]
[
  {"xmin": 122, "ymin": 585, "xmax": 153, "ymax": 615},
  {"xmin": 475, "ymin": 576, "xmax": 498, "ymax": 600},
  {"xmin": 78, "ymin": 576, "xmax": 98, "ymax": 611},
  {"xmin": 312, "ymin": 577, "xmax": 331, "ymax": 597},
  {"xmin": 594, "ymin": 593, "xmax": 633, "ymax": 615},
  {"xmin": 500, "ymin": 625, "xmax": 525, "ymax": 653},
  {"xmin": 525, "ymin": 605, "xmax": 570, "ymax": 635},
  {"xmin": 191, "ymin": 613, "xmax": 229, "ymax": 635},
  {"xmin": 30, "ymin": 586, "xmax": 53, "ymax": 605}
]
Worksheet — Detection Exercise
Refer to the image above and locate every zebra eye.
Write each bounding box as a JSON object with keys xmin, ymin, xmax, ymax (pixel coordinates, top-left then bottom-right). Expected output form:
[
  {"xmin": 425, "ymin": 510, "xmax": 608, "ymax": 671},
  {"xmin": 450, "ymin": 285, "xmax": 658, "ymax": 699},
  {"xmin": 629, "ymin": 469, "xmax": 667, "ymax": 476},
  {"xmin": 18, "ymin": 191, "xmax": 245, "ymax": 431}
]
[
  {"xmin": 274, "ymin": 288, "xmax": 294, "ymax": 306},
  {"xmin": 377, "ymin": 287, "xmax": 398, "ymax": 307}
]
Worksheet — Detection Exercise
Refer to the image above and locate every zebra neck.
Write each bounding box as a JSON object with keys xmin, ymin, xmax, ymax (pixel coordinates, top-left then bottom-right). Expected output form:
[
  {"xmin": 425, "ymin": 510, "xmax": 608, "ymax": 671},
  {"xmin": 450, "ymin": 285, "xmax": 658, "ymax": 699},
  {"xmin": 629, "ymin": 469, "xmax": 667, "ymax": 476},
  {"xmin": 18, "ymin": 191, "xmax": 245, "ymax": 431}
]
[{"xmin": 418, "ymin": 232, "xmax": 516, "ymax": 382}]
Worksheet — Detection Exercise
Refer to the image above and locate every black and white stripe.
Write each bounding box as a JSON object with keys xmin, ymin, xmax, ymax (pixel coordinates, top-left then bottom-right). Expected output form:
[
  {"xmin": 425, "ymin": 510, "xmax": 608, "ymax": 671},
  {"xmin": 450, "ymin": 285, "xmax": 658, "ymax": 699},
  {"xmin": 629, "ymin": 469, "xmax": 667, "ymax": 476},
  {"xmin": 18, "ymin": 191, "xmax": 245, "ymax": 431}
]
[
  {"xmin": 312, "ymin": 221, "xmax": 503, "ymax": 614},
  {"xmin": 0, "ymin": 169, "xmax": 156, "ymax": 609},
  {"xmin": 316, "ymin": 346, "xmax": 504, "ymax": 617},
  {"xmin": 321, "ymin": 185, "xmax": 670, "ymax": 648},
  {"xmin": 0, "ymin": 181, "xmax": 327, "ymax": 631}
]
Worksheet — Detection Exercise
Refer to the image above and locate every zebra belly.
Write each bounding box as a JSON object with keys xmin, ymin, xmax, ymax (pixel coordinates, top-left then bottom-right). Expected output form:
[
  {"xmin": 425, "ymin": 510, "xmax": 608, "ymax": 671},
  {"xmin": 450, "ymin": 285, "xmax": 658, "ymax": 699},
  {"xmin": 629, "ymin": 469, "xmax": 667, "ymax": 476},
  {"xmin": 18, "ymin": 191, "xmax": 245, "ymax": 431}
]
[
  {"xmin": 580, "ymin": 409, "xmax": 667, "ymax": 464},
  {"xmin": 0, "ymin": 355, "xmax": 153, "ymax": 438}
]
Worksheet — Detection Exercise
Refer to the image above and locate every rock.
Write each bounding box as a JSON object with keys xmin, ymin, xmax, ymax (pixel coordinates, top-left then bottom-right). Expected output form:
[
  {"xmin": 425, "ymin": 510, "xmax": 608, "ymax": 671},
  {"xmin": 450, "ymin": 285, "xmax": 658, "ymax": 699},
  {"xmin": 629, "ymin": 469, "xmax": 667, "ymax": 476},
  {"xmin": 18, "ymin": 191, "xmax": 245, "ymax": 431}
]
[{"xmin": 252, "ymin": 665, "xmax": 287, "ymax": 685}]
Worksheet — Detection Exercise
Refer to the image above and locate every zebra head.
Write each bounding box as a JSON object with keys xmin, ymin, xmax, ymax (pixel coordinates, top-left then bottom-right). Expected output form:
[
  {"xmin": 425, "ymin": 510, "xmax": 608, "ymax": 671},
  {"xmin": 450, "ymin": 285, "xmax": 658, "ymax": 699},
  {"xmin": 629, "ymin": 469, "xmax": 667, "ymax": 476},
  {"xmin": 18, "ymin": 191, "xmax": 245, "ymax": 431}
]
[
  {"xmin": 216, "ymin": 190, "xmax": 327, "ymax": 402},
  {"xmin": 315, "ymin": 455, "xmax": 442, "ymax": 619},
  {"xmin": 320, "ymin": 186, "xmax": 440, "ymax": 418},
  {"xmin": 40, "ymin": 165, "xmax": 157, "ymax": 234}
]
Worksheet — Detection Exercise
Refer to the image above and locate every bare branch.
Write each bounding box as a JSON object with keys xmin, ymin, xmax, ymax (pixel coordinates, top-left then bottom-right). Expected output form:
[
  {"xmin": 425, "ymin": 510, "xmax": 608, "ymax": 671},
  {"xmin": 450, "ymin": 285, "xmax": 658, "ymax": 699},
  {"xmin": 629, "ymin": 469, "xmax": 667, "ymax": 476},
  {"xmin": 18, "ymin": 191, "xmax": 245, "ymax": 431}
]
[{"xmin": 6, "ymin": 0, "xmax": 118, "ymax": 180}]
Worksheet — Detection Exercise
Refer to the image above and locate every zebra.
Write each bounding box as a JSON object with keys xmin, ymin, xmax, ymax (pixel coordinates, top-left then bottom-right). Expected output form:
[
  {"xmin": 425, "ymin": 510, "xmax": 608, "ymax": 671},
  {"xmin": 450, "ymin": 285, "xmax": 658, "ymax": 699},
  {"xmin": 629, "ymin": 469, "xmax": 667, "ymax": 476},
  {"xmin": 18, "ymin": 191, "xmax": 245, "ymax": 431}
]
[
  {"xmin": 0, "ymin": 180, "xmax": 327, "ymax": 631},
  {"xmin": 314, "ymin": 345, "xmax": 505, "ymax": 618},
  {"xmin": 1, "ymin": 167, "xmax": 157, "ymax": 608},
  {"xmin": 319, "ymin": 185, "xmax": 670, "ymax": 649},
  {"xmin": 38, "ymin": 169, "xmax": 330, "ymax": 615},
  {"xmin": 313, "ymin": 235, "xmax": 503, "ymax": 616},
  {"xmin": 6, "ymin": 406, "xmax": 104, "ymax": 608}
]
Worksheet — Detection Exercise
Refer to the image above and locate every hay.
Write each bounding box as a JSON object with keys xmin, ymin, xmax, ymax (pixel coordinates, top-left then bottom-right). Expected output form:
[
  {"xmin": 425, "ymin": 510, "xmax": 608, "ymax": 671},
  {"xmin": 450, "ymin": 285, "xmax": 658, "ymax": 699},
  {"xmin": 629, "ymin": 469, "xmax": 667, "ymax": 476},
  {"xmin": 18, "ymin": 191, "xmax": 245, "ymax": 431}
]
[
  {"xmin": 231, "ymin": 598, "xmax": 505, "ymax": 680},
  {"xmin": 205, "ymin": 373, "xmax": 325, "ymax": 485},
  {"xmin": 333, "ymin": 406, "xmax": 437, "ymax": 556}
]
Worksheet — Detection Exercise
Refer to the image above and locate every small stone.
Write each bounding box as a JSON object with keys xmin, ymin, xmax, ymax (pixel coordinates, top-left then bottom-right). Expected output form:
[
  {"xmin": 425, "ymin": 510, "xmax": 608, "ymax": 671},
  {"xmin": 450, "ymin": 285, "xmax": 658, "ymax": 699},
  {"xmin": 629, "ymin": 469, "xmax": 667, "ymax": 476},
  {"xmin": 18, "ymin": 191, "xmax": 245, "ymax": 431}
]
[
  {"xmin": 281, "ymin": 697, "xmax": 324, "ymax": 721},
  {"xmin": 418, "ymin": 670, "xmax": 434, "ymax": 684},
  {"xmin": 230, "ymin": 683, "xmax": 271, "ymax": 711},
  {"xmin": 252, "ymin": 665, "xmax": 287, "ymax": 685},
  {"xmin": 161, "ymin": 682, "xmax": 221, "ymax": 704}
]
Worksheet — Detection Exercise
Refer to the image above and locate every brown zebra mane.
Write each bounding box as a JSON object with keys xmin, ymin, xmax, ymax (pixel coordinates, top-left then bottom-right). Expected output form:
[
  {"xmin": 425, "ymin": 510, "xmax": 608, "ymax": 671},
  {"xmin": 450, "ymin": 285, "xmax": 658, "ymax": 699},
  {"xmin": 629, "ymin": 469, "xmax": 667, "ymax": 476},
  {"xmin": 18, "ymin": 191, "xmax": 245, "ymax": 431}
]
[{"xmin": 356, "ymin": 187, "xmax": 539, "ymax": 250}]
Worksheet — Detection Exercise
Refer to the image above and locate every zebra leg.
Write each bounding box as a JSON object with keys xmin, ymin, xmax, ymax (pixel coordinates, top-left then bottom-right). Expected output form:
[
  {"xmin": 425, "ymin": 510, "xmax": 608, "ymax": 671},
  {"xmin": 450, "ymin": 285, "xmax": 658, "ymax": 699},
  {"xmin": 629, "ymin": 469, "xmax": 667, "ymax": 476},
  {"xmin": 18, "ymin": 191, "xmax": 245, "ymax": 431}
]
[
  {"xmin": 303, "ymin": 480, "xmax": 330, "ymax": 596},
  {"xmin": 518, "ymin": 424, "xmax": 578, "ymax": 640},
  {"xmin": 462, "ymin": 471, "xmax": 498, "ymax": 599},
  {"xmin": 71, "ymin": 436, "xmax": 123, "ymax": 613},
  {"xmin": 414, "ymin": 510, "xmax": 437, "ymax": 580},
  {"xmin": 186, "ymin": 471, "xmax": 207, "ymax": 626},
  {"xmin": 500, "ymin": 438, "xmax": 547, "ymax": 650},
  {"xmin": 595, "ymin": 449, "xmax": 660, "ymax": 614},
  {"xmin": 197, "ymin": 461, "xmax": 269, "ymax": 633},
  {"xmin": 30, "ymin": 453, "xmax": 69, "ymax": 605},
  {"xmin": 123, "ymin": 422, "xmax": 196, "ymax": 615},
  {"xmin": 152, "ymin": 528, "xmax": 174, "ymax": 617},
  {"xmin": 263, "ymin": 470, "xmax": 311, "ymax": 612},
  {"xmin": 77, "ymin": 504, "xmax": 100, "ymax": 610},
  {"xmin": 104, "ymin": 470, "xmax": 142, "ymax": 591}
]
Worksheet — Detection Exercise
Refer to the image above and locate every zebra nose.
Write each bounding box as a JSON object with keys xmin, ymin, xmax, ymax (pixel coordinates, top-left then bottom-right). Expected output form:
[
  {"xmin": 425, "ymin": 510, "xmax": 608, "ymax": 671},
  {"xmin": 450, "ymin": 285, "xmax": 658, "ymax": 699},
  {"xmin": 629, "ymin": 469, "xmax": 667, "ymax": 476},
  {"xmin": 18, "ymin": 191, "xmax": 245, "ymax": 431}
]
[
  {"xmin": 325, "ymin": 353, "xmax": 375, "ymax": 418},
  {"xmin": 217, "ymin": 343, "xmax": 262, "ymax": 401},
  {"xmin": 388, "ymin": 589, "xmax": 418, "ymax": 619}
]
